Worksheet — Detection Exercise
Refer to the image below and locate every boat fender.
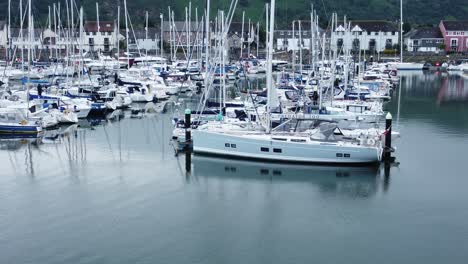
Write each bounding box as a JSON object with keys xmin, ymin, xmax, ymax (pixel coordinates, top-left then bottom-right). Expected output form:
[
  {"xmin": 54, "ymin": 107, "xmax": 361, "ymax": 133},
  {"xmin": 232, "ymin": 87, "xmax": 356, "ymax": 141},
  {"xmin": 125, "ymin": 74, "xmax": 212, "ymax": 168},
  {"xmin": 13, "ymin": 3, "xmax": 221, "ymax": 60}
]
[{"xmin": 19, "ymin": 119, "xmax": 28, "ymax": 125}]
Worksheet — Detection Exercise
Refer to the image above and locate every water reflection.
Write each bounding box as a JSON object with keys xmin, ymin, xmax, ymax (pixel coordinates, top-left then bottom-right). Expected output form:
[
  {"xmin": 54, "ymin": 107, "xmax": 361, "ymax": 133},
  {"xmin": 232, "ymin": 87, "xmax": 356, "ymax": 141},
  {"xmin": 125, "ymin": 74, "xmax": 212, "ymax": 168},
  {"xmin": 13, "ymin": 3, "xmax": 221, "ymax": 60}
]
[
  {"xmin": 0, "ymin": 111, "xmax": 173, "ymax": 179},
  {"xmin": 400, "ymin": 71, "xmax": 468, "ymax": 103},
  {"xmin": 192, "ymin": 155, "xmax": 388, "ymax": 198},
  {"xmin": 393, "ymin": 71, "xmax": 468, "ymax": 134}
]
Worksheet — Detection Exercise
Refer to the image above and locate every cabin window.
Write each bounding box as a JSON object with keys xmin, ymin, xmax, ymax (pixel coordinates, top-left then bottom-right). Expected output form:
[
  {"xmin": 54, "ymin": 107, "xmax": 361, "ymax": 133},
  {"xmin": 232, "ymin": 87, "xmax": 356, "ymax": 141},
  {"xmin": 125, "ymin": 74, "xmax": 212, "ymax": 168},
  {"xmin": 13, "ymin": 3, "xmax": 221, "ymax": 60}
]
[
  {"xmin": 336, "ymin": 153, "xmax": 343, "ymax": 157},
  {"xmin": 260, "ymin": 169, "xmax": 269, "ymax": 175},
  {"xmin": 291, "ymin": 138, "xmax": 306, "ymax": 143},
  {"xmin": 261, "ymin": 147, "xmax": 269, "ymax": 152},
  {"xmin": 273, "ymin": 170, "xmax": 282, "ymax": 176},
  {"xmin": 344, "ymin": 154, "xmax": 351, "ymax": 158},
  {"xmin": 231, "ymin": 144, "xmax": 237, "ymax": 148},
  {"xmin": 272, "ymin": 137, "xmax": 287, "ymax": 141},
  {"xmin": 273, "ymin": 148, "xmax": 282, "ymax": 153},
  {"xmin": 225, "ymin": 143, "xmax": 230, "ymax": 147}
]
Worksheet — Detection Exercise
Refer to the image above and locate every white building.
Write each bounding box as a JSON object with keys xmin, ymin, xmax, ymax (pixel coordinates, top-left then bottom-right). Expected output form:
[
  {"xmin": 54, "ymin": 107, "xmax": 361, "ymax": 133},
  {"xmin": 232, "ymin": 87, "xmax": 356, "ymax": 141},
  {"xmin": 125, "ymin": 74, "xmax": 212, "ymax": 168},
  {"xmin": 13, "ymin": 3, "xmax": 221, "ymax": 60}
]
[
  {"xmin": 275, "ymin": 21, "xmax": 324, "ymax": 51},
  {"xmin": 127, "ymin": 28, "xmax": 160, "ymax": 53},
  {"xmin": 331, "ymin": 21, "xmax": 399, "ymax": 53},
  {"xmin": 83, "ymin": 21, "xmax": 119, "ymax": 53}
]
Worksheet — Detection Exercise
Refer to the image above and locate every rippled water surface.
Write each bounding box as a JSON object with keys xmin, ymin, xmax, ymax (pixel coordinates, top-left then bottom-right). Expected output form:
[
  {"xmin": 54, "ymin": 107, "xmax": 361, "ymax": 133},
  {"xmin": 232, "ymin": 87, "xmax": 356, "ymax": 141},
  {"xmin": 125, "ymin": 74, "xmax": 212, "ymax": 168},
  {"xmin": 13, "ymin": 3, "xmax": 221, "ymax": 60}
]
[{"xmin": 1, "ymin": 72, "xmax": 467, "ymax": 264}]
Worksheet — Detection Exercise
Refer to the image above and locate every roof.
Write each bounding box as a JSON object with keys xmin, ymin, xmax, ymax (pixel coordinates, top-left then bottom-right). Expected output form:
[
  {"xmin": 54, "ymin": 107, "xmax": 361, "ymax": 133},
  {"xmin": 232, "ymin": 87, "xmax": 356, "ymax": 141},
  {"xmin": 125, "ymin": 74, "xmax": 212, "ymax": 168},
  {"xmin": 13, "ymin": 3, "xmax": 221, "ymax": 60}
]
[
  {"xmin": 228, "ymin": 22, "xmax": 258, "ymax": 37},
  {"xmin": 337, "ymin": 20, "xmax": 398, "ymax": 32},
  {"xmin": 84, "ymin": 21, "xmax": 115, "ymax": 32},
  {"xmin": 441, "ymin": 21, "xmax": 468, "ymax": 31},
  {"xmin": 405, "ymin": 27, "xmax": 443, "ymax": 39}
]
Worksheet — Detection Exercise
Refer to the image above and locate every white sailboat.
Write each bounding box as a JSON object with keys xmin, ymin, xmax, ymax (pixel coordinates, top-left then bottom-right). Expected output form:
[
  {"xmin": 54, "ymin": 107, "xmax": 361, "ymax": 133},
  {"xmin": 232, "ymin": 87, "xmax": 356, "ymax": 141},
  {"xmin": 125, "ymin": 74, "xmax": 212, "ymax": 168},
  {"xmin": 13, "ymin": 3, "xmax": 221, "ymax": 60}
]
[{"xmin": 192, "ymin": 0, "xmax": 384, "ymax": 164}]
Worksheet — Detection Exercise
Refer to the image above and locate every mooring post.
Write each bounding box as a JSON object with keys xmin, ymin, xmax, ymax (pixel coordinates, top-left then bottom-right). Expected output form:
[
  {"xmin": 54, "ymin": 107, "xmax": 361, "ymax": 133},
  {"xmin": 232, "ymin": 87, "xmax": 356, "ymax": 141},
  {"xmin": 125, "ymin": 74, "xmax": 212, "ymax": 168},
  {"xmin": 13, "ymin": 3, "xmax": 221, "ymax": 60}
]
[
  {"xmin": 185, "ymin": 108, "xmax": 191, "ymax": 145},
  {"xmin": 384, "ymin": 112, "xmax": 392, "ymax": 161}
]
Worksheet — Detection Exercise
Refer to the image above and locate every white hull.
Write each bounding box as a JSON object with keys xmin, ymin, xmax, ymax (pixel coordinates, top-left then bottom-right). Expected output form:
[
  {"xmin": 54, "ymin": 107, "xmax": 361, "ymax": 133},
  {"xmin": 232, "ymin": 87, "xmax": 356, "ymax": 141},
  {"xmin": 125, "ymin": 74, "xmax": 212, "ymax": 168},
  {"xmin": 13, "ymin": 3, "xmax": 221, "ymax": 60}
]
[
  {"xmin": 193, "ymin": 130, "xmax": 382, "ymax": 164},
  {"xmin": 395, "ymin": 62, "xmax": 424, "ymax": 71}
]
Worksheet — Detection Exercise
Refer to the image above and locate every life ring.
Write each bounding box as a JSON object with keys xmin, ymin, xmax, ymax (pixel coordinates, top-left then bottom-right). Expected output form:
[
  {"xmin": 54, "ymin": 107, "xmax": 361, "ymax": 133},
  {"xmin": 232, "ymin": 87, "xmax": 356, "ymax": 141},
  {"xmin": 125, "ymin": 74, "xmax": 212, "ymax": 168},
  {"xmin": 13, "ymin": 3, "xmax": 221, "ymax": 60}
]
[{"xmin": 367, "ymin": 138, "xmax": 376, "ymax": 146}]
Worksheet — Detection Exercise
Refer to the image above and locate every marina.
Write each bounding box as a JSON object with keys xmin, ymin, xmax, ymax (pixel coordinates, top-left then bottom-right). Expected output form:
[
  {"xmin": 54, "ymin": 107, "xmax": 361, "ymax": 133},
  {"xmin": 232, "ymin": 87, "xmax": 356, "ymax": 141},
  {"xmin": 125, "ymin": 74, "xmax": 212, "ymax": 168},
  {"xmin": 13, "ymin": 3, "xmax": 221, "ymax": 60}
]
[
  {"xmin": 1, "ymin": 71, "xmax": 468, "ymax": 263},
  {"xmin": 1, "ymin": 0, "xmax": 468, "ymax": 263}
]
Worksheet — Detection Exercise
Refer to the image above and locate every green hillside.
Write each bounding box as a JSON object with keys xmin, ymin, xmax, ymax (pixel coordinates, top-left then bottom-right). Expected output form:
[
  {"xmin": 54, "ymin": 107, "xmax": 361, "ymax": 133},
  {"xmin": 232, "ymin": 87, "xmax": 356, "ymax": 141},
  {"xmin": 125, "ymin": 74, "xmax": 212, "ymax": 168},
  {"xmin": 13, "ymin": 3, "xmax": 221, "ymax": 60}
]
[{"xmin": 1, "ymin": 0, "xmax": 467, "ymax": 28}]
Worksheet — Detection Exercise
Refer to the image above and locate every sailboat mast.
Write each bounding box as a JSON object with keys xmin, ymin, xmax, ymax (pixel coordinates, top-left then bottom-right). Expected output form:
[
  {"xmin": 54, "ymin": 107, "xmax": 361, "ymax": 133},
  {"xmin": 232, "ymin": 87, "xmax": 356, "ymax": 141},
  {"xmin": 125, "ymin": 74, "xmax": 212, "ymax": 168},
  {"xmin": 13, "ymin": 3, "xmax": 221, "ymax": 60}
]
[
  {"xmin": 160, "ymin": 13, "xmax": 163, "ymax": 58},
  {"xmin": 204, "ymin": 0, "xmax": 210, "ymax": 91},
  {"xmin": 117, "ymin": 6, "xmax": 120, "ymax": 74},
  {"xmin": 400, "ymin": 0, "xmax": 403, "ymax": 63},
  {"xmin": 27, "ymin": 0, "xmax": 32, "ymax": 111},
  {"xmin": 20, "ymin": 0, "xmax": 24, "ymax": 72},
  {"xmin": 124, "ymin": 0, "xmax": 130, "ymax": 69},
  {"xmin": 145, "ymin": 11, "xmax": 148, "ymax": 58},
  {"xmin": 7, "ymin": 0, "xmax": 11, "ymax": 64},
  {"xmin": 266, "ymin": 0, "xmax": 275, "ymax": 134},
  {"xmin": 240, "ymin": 11, "xmax": 244, "ymax": 58}
]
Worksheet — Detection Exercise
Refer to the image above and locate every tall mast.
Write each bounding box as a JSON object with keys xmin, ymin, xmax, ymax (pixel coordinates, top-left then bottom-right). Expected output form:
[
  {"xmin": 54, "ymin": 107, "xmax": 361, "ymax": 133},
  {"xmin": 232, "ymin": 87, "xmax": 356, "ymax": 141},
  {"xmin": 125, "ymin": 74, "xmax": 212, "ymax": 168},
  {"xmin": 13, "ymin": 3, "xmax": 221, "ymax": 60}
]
[
  {"xmin": 292, "ymin": 20, "xmax": 295, "ymax": 72},
  {"xmin": 117, "ymin": 6, "xmax": 120, "ymax": 74},
  {"xmin": 256, "ymin": 22, "xmax": 259, "ymax": 58},
  {"xmin": 240, "ymin": 11, "xmax": 244, "ymax": 58},
  {"xmin": 204, "ymin": 0, "xmax": 210, "ymax": 91},
  {"xmin": 27, "ymin": 0, "xmax": 32, "ymax": 111},
  {"xmin": 400, "ymin": 0, "xmax": 403, "ymax": 63},
  {"xmin": 79, "ymin": 6, "xmax": 83, "ymax": 80},
  {"xmin": 247, "ymin": 18, "xmax": 251, "ymax": 56},
  {"xmin": 266, "ymin": 0, "xmax": 275, "ymax": 134},
  {"xmin": 7, "ymin": 0, "xmax": 11, "ymax": 64},
  {"xmin": 96, "ymin": 3, "xmax": 100, "ymax": 33},
  {"xmin": 188, "ymin": 1, "xmax": 192, "ymax": 56},
  {"xmin": 145, "ymin": 11, "xmax": 148, "ymax": 58},
  {"xmin": 53, "ymin": 4, "xmax": 57, "ymax": 59},
  {"xmin": 298, "ymin": 20, "xmax": 303, "ymax": 77},
  {"xmin": 221, "ymin": 11, "xmax": 225, "ymax": 111},
  {"xmin": 124, "ymin": 0, "xmax": 130, "ymax": 68},
  {"xmin": 160, "ymin": 13, "xmax": 163, "ymax": 58},
  {"xmin": 20, "ymin": 0, "xmax": 24, "ymax": 72},
  {"xmin": 168, "ymin": 6, "xmax": 172, "ymax": 61}
]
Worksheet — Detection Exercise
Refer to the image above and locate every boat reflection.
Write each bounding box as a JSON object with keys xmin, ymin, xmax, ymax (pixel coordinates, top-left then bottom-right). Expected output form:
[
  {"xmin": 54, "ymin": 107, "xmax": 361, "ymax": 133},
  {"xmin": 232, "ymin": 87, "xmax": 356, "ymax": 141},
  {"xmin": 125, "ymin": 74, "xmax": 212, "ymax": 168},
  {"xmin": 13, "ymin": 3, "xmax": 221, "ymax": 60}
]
[{"xmin": 192, "ymin": 155, "xmax": 387, "ymax": 198}]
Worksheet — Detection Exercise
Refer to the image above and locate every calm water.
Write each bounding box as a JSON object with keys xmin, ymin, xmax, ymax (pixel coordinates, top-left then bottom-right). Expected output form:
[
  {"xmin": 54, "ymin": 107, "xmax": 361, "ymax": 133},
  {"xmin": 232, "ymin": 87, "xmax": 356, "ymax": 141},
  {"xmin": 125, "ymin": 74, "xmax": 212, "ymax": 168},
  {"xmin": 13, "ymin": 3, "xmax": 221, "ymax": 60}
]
[{"xmin": 1, "ymin": 72, "xmax": 468, "ymax": 264}]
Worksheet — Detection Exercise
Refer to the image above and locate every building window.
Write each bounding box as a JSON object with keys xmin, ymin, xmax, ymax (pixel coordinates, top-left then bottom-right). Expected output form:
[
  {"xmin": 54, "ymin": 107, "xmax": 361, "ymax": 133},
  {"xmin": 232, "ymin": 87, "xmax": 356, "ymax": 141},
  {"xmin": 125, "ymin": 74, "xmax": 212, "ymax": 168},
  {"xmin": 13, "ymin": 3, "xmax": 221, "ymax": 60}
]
[
  {"xmin": 392, "ymin": 32, "xmax": 396, "ymax": 35},
  {"xmin": 374, "ymin": 32, "xmax": 378, "ymax": 36},
  {"xmin": 273, "ymin": 148, "xmax": 282, "ymax": 153},
  {"xmin": 261, "ymin": 147, "xmax": 269, "ymax": 152},
  {"xmin": 367, "ymin": 32, "xmax": 370, "ymax": 36},
  {"xmin": 369, "ymin": 39, "xmax": 376, "ymax": 51},
  {"xmin": 451, "ymin": 38, "xmax": 458, "ymax": 47},
  {"xmin": 337, "ymin": 38, "xmax": 343, "ymax": 49},
  {"xmin": 386, "ymin": 39, "xmax": 393, "ymax": 49}
]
